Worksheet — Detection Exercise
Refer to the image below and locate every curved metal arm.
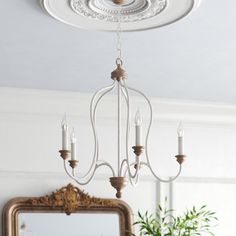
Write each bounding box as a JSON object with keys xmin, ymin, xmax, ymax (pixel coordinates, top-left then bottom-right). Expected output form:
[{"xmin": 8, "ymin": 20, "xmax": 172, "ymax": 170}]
[
  {"xmin": 63, "ymin": 82, "xmax": 116, "ymax": 183},
  {"xmin": 96, "ymin": 161, "xmax": 116, "ymax": 177},
  {"xmin": 90, "ymin": 81, "xmax": 116, "ymax": 164},
  {"xmin": 63, "ymin": 160, "xmax": 96, "ymax": 185},
  {"xmin": 122, "ymin": 80, "xmax": 182, "ymax": 183},
  {"xmin": 85, "ymin": 82, "xmax": 116, "ymax": 178},
  {"xmin": 141, "ymin": 162, "xmax": 182, "ymax": 183},
  {"xmin": 118, "ymin": 80, "xmax": 142, "ymax": 181},
  {"xmin": 63, "ymin": 159, "xmax": 115, "ymax": 185},
  {"xmin": 63, "ymin": 81, "xmax": 119, "ymax": 185},
  {"xmin": 121, "ymin": 160, "xmax": 181, "ymax": 183}
]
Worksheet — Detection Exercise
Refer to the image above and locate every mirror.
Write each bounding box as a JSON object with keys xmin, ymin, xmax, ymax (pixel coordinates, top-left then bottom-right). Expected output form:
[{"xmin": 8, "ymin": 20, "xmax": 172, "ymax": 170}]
[
  {"xmin": 2, "ymin": 184, "xmax": 133, "ymax": 236},
  {"xmin": 18, "ymin": 213, "xmax": 120, "ymax": 236}
]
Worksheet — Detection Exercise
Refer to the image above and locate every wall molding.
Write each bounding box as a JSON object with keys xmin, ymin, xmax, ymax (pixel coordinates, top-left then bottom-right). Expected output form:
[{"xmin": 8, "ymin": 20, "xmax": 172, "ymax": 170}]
[
  {"xmin": 175, "ymin": 176, "xmax": 236, "ymax": 184},
  {"xmin": 1, "ymin": 87, "xmax": 236, "ymax": 126},
  {"xmin": 0, "ymin": 170, "xmax": 156, "ymax": 182}
]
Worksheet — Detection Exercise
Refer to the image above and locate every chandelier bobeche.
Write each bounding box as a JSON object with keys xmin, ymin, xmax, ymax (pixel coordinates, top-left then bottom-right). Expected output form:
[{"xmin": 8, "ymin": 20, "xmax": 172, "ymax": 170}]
[{"xmin": 58, "ymin": 0, "xmax": 186, "ymax": 199}]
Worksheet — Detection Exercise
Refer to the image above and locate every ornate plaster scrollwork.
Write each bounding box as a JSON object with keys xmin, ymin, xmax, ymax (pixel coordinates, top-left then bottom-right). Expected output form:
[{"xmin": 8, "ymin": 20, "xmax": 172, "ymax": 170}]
[
  {"xmin": 3, "ymin": 184, "xmax": 133, "ymax": 236},
  {"xmin": 70, "ymin": 0, "xmax": 167, "ymax": 23},
  {"xmin": 42, "ymin": 0, "xmax": 201, "ymax": 31},
  {"xmin": 28, "ymin": 184, "xmax": 114, "ymax": 215}
]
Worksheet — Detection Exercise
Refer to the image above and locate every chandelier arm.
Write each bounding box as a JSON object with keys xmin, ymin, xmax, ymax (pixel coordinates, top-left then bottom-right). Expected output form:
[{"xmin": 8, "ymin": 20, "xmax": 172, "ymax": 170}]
[
  {"xmin": 122, "ymin": 161, "xmax": 181, "ymax": 183},
  {"xmin": 66, "ymin": 81, "xmax": 118, "ymax": 184},
  {"xmin": 119, "ymin": 80, "xmax": 141, "ymax": 180},
  {"xmin": 141, "ymin": 163, "xmax": 182, "ymax": 183},
  {"xmin": 120, "ymin": 84, "xmax": 128, "ymax": 100},
  {"xmin": 63, "ymin": 159, "xmax": 115, "ymax": 185},
  {"xmin": 120, "ymin": 156, "xmax": 140, "ymax": 180},
  {"xmin": 123, "ymin": 159, "xmax": 140, "ymax": 186},
  {"xmin": 96, "ymin": 162, "xmax": 116, "ymax": 177},
  {"xmin": 121, "ymin": 80, "xmax": 152, "ymax": 165},
  {"xmin": 63, "ymin": 159, "xmax": 96, "ymax": 185},
  {"xmin": 117, "ymin": 81, "xmax": 121, "ymax": 176},
  {"xmin": 90, "ymin": 82, "xmax": 116, "ymax": 152},
  {"xmin": 120, "ymin": 83, "xmax": 140, "ymax": 177},
  {"xmin": 91, "ymin": 82, "xmax": 116, "ymax": 161},
  {"xmin": 117, "ymin": 85, "xmax": 129, "ymax": 177},
  {"xmin": 120, "ymin": 158, "xmax": 127, "ymax": 176},
  {"xmin": 123, "ymin": 161, "xmax": 149, "ymax": 178},
  {"xmin": 130, "ymin": 171, "xmax": 140, "ymax": 186},
  {"xmin": 92, "ymin": 81, "xmax": 117, "ymax": 123},
  {"xmin": 68, "ymin": 82, "xmax": 117, "ymax": 181},
  {"xmin": 119, "ymin": 85, "xmax": 130, "ymax": 175},
  {"xmin": 123, "ymin": 80, "xmax": 183, "ymax": 182}
]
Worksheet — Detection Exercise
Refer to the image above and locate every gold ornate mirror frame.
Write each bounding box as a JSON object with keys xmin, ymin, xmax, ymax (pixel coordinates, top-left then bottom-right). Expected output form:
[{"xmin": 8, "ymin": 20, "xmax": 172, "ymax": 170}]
[{"xmin": 2, "ymin": 184, "xmax": 133, "ymax": 236}]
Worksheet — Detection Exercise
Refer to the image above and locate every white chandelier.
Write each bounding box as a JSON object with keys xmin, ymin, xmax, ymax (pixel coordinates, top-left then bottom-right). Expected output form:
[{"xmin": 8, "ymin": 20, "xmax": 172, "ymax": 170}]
[{"xmin": 58, "ymin": 0, "xmax": 186, "ymax": 199}]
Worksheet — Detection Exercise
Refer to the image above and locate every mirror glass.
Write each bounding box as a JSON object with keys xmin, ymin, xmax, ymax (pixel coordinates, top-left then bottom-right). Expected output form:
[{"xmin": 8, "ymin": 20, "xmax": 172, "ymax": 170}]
[{"xmin": 18, "ymin": 212, "xmax": 120, "ymax": 236}]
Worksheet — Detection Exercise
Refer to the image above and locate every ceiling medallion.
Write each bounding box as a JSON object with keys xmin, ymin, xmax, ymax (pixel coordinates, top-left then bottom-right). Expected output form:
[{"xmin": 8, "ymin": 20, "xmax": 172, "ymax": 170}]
[
  {"xmin": 42, "ymin": 0, "xmax": 202, "ymax": 31},
  {"xmin": 70, "ymin": 0, "xmax": 167, "ymax": 23}
]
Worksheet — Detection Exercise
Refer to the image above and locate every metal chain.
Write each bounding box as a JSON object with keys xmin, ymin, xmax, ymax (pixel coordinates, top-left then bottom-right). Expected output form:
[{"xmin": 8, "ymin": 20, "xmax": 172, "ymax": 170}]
[{"xmin": 116, "ymin": 5, "xmax": 122, "ymax": 60}]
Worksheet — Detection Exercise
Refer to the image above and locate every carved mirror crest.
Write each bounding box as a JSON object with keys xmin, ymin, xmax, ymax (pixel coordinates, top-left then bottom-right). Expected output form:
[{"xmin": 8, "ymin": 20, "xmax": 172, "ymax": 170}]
[{"xmin": 2, "ymin": 184, "xmax": 133, "ymax": 236}]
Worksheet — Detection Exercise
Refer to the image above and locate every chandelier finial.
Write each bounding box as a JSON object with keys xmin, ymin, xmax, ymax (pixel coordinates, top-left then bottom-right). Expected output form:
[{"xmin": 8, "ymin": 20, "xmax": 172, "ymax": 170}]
[
  {"xmin": 112, "ymin": 0, "xmax": 125, "ymax": 5},
  {"xmin": 111, "ymin": 58, "xmax": 127, "ymax": 81},
  {"xmin": 110, "ymin": 177, "xmax": 128, "ymax": 198}
]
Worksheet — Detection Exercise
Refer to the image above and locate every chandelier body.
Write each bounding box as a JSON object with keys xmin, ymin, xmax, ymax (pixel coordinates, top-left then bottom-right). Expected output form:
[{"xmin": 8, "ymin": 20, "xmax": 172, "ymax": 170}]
[{"xmin": 59, "ymin": 59, "xmax": 186, "ymax": 198}]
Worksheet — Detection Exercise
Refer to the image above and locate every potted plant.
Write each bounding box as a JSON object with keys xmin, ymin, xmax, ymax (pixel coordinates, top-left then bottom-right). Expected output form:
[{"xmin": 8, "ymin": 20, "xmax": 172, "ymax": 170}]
[{"xmin": 134, "ymin": 203, "xmax": 218, "ymax": 236}]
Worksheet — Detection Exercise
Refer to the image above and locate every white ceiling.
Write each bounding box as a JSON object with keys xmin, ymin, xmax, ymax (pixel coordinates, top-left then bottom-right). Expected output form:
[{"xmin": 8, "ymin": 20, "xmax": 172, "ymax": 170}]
[{"xmin": 0, "ymin": 0, "xmax": 236, "ymax": 103}]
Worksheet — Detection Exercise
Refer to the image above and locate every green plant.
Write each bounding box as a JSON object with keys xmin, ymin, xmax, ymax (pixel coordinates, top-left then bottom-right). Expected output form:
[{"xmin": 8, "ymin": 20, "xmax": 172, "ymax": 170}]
[{"xmin": 134, "ymin": 203, "xmax": 218, "ymax": 236}]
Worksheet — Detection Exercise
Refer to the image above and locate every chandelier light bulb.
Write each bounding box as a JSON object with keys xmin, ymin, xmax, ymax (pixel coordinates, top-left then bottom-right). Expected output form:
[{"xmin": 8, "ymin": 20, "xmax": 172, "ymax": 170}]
[
  {"xmin": 61, "ymin": 113, "xmax": 68, "ymax": 128},
  {"xmin": 177, "ymin": 122, "xmax": 184, "ymax": 155},
  {"xmin": 71, "ymin": 129, "xmax": 77, "ymax": 161},
  {"xmin": 135, "ymin": 109, "xmax": 142, "ymax": 126},
  {"xmin": 61, "ymin": 114, "xmax": 69, "ymax": 150},
  {"xmin": 177, "ymin": 122, "xmax": 184, "ymax": 137},
  {"xmin": 135, "ymin": 109, "xmax": 142, "ymax": 146},
  {"xmin": 71, "ymin": 129, "xmax": 76, "ymax": 143}
]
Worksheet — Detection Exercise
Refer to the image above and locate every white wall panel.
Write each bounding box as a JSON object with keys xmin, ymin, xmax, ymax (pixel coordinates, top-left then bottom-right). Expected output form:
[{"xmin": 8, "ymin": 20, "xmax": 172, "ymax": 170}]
[
  {"xmin": 0, "ymin": 172, "xmax": 156, "ymax": 236},
  {"xmin": 173, "ymin": 178, "xmax": 236, "ymax": 236},
  {"xmin": 1, "ymin": 87, "xmax": 236, "ymax": 235}
]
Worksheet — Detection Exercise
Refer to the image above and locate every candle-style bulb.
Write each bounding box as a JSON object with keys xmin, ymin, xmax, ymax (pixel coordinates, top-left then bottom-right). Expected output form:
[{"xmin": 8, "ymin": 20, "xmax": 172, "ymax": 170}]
[
  {"xmin": 135, "ymin": 109, "xmax": 142, "ymax": 126},
  {"xmin": 177, "ymin": 122, "xmax": 183, "ymax": 137},
  {"xmin": 71, "ymin": 129, "xmax": 76, "ymax": 143},
  {"xmin": 61, "ymin": 114, "xmax": 68, "ymax": 130},
  {"xmin": 135, "ymin": 109, "xmax": 142, "ymax": 146},
  {"xmin": 61, "ymin": 114, "xmax": 69, "ymax": 150},
  {"xmin": 71, "ymin": 129, "xmax": 77, "ymax": 160},
  {"xmin": 177, "ymin": 122, "xmax": 184, "ymax": 155}
]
